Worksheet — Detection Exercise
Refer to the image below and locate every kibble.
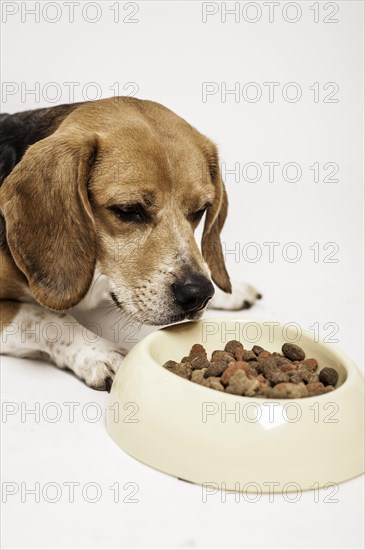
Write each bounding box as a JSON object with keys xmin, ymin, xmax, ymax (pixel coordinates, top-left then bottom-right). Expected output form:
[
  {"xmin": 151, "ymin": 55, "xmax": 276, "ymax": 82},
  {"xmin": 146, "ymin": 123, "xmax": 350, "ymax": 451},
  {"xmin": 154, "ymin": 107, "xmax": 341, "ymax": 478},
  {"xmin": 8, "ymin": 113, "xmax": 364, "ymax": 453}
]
[
  {"xmin": 282, "ymin": 343, "xmax": 306, "ymax": 362},
  {"xmin": 221, "ymin": 361, "xmax": 249, "ymax": 385},
  {"xmin": 274, "ymin": 356, "xmax": 293, "ymax": 368},
  {"xmin": 191, "ymin": 368, "xmax": 207, "ymax": 383},
  {"xmin": 301, "ymin": 358, "xmax": 318, "ymax": 371},
  {"xmin": 211, "ymin": 350, "xmax": 235, "ymax": 363},
  {"xmin": 190, "ymin": 343, "xmax": 207, "ymax": 357},
  {"xmin": 306, "ymin": 382, "xmax": 326, "ymax": 396},
  {"xmin": 257, "ymin": 351, "xmax": 272, "ymax": 364},
  {"xmin": 288, "ymin": 371, "xmax": 304, "ymax": 384},
  {"xmin": 205, "ymin": 360, "xmax": 228, "ymax": 378},
  {"xmin": 271, "ymin": 382, "xmax": 308, "ymax": 399},
  {"xmin": 243, "ymin": 350, "xmax": 258, "ymax": 362},
  {"xmin": 297, "ymin": 364, "xmax": 319, "ymax": 384},
  {"xmin": 226, "ymin": 370, "xmax": 260, "ymax": 397},
  {"xmin": 190, "ymin": 355, "xmax": 210, "ymax": 370},
  {"xmin": 165, "ymin": 362, "xmax": 192, "ymax": 380},
  {"xmin": 319, "ymin": 367, "xmax": 338, "ymax": 387},
  {"xmin": 204, "ymin": 377, "xmax": 224, "ymax": 392},
  {"xmin": 224, "ymin": 340, "xmax": 243, "ymax": 355},
  {"xmin": 252, "ymin": 345, "xmax": 265, "ymax": 356},
  {"xmin": 163, "ymin": 340, "xmax": 338, "ymax": 398}
]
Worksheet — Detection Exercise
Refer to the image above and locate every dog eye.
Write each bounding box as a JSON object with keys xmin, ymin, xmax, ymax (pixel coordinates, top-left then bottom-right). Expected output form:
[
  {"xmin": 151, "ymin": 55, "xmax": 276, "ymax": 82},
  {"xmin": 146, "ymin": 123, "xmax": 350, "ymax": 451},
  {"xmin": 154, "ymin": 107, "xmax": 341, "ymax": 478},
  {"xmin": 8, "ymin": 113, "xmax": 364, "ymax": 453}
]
[
  {"xmin": 108, "ymin": 204, "xmax": 147, "ymax": 223},
  {"xmin": 190, "ymin": 204, "xmax": 210, "ymax": 222}
]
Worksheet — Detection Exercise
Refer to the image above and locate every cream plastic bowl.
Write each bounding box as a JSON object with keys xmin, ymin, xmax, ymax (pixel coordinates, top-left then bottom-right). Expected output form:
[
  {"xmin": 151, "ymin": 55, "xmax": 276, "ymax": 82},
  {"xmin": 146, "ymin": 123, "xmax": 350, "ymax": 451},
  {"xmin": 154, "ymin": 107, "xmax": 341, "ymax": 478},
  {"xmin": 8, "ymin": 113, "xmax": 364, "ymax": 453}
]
[{"xmin": 107, "ymin": 318, "xmax": 364, "ymax": 492}]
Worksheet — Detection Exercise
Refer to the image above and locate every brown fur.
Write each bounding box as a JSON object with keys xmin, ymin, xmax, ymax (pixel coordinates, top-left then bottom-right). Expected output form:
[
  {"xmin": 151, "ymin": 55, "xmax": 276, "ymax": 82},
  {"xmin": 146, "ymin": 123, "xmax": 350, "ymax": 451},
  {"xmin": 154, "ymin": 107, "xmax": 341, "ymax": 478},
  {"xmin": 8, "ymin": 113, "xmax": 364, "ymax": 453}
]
[
  {"xmin": 0, "ymin": 97, "xmax": 231, "ymax": 320},
  {"xmin": 0, "ymin": 301, "xmax": 21, "ymax": 331},
  {"xmin": 0, "ymin": 251, "xmax": 28, "ymax": 326},
  {"xmin": 0, "ymin": 250, "xmax": 29, "ymax": 300}
]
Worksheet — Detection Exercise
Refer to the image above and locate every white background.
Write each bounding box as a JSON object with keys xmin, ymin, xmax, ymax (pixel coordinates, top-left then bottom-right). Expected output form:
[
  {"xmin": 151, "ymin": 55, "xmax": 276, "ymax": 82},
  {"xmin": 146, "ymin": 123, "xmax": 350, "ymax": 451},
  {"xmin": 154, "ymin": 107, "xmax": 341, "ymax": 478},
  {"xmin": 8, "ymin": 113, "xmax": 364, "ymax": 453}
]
[{"xmin": 0, "ymin": 1, "xmax": 364, "ymax": 549}]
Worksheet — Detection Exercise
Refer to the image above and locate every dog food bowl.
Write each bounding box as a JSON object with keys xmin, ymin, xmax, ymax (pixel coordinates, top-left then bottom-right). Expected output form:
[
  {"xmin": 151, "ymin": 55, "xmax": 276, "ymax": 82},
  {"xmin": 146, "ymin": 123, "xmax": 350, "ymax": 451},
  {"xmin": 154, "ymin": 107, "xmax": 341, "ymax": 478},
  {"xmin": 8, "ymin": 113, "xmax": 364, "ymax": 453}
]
[{"xmin": 107, "ymin": 318, "xmax": 364, "ymax": 492}]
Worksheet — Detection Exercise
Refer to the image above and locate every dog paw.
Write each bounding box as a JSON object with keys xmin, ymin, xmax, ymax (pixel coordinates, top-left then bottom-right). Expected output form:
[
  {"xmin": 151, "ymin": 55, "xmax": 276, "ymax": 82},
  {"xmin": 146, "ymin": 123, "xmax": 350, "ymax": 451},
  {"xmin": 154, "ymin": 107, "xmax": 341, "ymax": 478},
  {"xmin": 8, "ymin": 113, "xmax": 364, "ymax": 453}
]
[
  {"xmin": 208, "ymin": 281, "xmax": 262, "ymax": 311},
  {"xmin": 66, "ymin": 344, "xmax": 126, "ymax": 391}
]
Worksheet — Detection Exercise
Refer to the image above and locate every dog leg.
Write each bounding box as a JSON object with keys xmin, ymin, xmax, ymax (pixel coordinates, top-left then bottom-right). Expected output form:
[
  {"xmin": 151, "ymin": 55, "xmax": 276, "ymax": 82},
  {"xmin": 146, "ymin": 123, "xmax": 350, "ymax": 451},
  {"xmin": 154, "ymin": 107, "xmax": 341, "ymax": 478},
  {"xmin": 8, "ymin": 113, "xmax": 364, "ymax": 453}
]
[
  {"xmin": 0, "ymin": 300, "xmax": 127, "ymax": 390},
  {"xmin": 208, "ymin": 281, "xmax": 262, "ymax": 311}
]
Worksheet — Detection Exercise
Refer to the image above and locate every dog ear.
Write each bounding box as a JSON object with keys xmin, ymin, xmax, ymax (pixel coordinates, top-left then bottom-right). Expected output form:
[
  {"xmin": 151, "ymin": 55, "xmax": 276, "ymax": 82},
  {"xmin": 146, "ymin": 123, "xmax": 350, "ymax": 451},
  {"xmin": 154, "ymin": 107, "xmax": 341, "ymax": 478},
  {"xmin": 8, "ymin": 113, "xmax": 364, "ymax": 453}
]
[
  {"xmin": 0, "ymin": 132, "xmax": 98, "ymax": 310},
  {"xmin": 201, "ymin": 149, "xmax": 232, "ymax": 294}
]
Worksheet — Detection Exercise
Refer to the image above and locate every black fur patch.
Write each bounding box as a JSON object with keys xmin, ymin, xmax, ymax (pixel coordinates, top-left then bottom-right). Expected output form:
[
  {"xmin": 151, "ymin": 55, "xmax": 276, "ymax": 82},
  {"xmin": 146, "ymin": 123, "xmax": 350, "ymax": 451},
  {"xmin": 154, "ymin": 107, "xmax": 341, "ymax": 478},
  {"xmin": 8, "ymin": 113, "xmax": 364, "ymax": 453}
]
[
  {"xmin": 0, "ymin": 103, "xmax": 81, "ymax": 252},
  {"xmin": 0, "ymin": 103, "xmax": 81, "ymax": 186}
]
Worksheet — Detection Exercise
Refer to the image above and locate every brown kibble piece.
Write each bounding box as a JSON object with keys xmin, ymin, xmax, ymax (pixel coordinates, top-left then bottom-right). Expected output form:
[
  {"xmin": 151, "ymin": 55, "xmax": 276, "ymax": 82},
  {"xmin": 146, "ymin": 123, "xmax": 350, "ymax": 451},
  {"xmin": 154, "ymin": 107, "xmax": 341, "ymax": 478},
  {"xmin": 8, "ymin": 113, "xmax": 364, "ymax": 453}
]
[
  {"xmin": 282, "ymin": 343, "xmax": 305, "ymax": 362},
  {"xmin": 306, "ymin": 382, "xmax": 325, "ymax": 393},
  {"xmin": 257, "ymin": 374, "xmax": 270, "ymax": 386},
  {"xmin": 226, "ymin": 370, "xmax": 260, "ymax": 396},
  {"xmin": 267, "ymin": 369, "xmax": 289, "ymax": 385},
  {"xmin": 260, "ymin": 356, "xmax": 278, "ymax": 369},
  {"xmin": 224, "ymin": 340, "xmax": 244, "ymax": 355},
  {"xmin": 163, "ymin": 360, "xmax": 178, "ymax": 369},
  {"xmin": 211, "ymin": 350, "xmax": 235, "ymax": 363},
  {"xmin": 319, "ymin": 367, "xmax": 338, "ymax": 387},
  {"xmin": 166, "ymin": 362, "xmax": 192, "ymax": 380},
  {"xmin": 271, "ymin": 382, "xmax": 308, "ymax": 399},
  {"xmin": 243, "ymin": 350, "xmax": 257, "ymax": 362},
  {"xmin": 288, "ymin": 371, "xmax": 304, "ymax": 384},
  {"xmin": 306, "ymin": 383, "xmax": 327, "ymax": 396},
  {"xmin": 301, "ymin": 358, "xmax": 318, "ymax": 371},
  {"xmin": 235, "ymin": 361, "xmax": 250, "ymax": 372},
  {"xmin": 248, "ymin": 366, "xmax": 259, "ymax": 378},
  {"xmin": 252, "ymin": 345, "xmax": 265, "ymax": 356},
  {"xmin": 204, "ymin": 377, "xmax": 224, "ymax": 391},
  {"xmin": 257, "ymin": 351, "xmax": 272, "ymax": 364},
  {"xmin": 225, "ymin": 371, "xmax": 246, "ymax": 395},
  {"xmin": 191, "ymin": 368, "xmax": 207, "ymax": 384},
  {"xmin": 221, "ymin": 361, "xmax": 249, "ymax": 385},
  {"xmin": 256, "ymin": 386, "xmax": 275, "ymax": 398},
  {"xmin": 190, "ymin": 343, "xmax": 207, "ymax": 357},
  {"xmin": 274, "ymin": 356, "xmax": 293, "ymax": 368},
  {"xmin": 297, "ymin": 364, "xmax": 319, "ymax": 384},
  {"xmin": 190, "ymin": 355, "xmax": 210, "ymax": 370},
  {"xmin": 205, "ymin": 360, "xmax": 228, "ymax": 378},
  {"xmin": 279, "ymin": 363, "xmax": 297, "ymax": 372}
]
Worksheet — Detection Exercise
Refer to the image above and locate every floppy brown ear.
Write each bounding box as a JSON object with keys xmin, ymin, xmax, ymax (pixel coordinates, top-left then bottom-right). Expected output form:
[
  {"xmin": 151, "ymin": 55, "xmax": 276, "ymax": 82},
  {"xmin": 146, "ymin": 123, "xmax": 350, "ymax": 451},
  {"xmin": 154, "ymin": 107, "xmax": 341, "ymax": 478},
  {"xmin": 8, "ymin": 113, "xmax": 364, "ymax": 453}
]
[
  {"xmin": 201, "ymin": 153, "xmax": 232, "ymax": 294},
  {"xmin": 0, "ymin": 132, "xmax": 98, "ymax": 310}
]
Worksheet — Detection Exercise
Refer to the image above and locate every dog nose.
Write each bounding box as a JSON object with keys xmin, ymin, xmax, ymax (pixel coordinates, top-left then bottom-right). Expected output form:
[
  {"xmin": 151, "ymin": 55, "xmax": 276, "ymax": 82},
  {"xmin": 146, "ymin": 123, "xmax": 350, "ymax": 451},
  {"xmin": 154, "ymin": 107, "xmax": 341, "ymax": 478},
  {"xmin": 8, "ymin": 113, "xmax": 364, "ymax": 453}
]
[{"xmin": 172, "ymin": 274, "xmax": 215, "ymax": 312}]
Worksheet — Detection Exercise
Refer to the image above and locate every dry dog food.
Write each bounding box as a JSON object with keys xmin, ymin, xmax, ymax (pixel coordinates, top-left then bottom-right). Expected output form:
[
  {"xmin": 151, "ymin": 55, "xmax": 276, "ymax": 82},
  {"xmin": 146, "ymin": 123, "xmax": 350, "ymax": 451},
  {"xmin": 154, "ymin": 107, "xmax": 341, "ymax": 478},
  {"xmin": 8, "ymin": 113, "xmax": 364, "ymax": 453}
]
[{"xmin": 163, "ymin": 340, "xmax": 339, "ymax": 398}]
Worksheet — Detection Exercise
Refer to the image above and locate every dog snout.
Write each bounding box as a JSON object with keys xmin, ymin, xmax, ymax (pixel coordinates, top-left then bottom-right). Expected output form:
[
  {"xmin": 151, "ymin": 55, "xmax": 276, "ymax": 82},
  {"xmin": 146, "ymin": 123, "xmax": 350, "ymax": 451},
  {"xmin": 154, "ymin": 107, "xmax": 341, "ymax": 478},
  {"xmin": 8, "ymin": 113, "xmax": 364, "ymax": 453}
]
[{"xmin": 172, "ymin": 273, "xmax": 215, "ymax": 312}]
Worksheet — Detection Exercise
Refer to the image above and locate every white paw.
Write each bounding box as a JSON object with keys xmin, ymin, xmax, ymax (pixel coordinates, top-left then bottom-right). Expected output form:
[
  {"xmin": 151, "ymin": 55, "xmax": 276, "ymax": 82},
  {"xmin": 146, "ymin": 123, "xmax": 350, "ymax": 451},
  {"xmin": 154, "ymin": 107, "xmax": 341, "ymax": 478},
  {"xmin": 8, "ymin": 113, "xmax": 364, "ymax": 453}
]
[
  {"xmin": 208, "ymin": 281, "xmax": 262, "ymax": 311},
  {"xmin": 64, "ymin": 342, "xmax": 127, "ymax": 391}
]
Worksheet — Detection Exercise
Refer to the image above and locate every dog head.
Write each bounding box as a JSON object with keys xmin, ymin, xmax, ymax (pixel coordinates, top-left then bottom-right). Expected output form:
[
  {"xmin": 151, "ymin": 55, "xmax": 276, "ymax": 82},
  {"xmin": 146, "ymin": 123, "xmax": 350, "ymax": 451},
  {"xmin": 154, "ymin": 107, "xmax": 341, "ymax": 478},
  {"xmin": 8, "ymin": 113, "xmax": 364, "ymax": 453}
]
[{"xmin": 0, "ymin": 97, "xmax": 231, "ymax": 325}]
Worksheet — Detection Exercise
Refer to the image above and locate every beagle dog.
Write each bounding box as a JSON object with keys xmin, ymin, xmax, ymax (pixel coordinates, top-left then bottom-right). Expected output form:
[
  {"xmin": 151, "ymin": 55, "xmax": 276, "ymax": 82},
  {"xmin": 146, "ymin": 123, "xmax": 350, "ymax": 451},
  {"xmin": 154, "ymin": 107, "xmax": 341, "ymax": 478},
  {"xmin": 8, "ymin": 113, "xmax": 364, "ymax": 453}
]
[{"xmin": 0, "ymin": 97, "xmax": 261, "ymax": 390}]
